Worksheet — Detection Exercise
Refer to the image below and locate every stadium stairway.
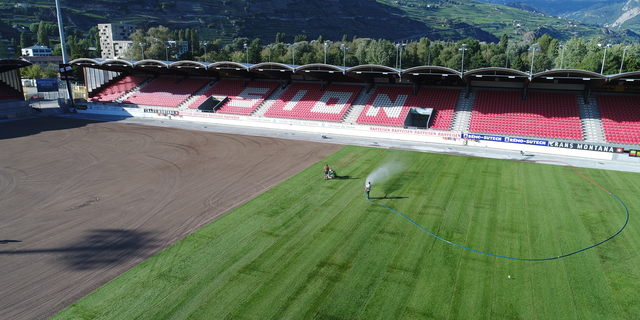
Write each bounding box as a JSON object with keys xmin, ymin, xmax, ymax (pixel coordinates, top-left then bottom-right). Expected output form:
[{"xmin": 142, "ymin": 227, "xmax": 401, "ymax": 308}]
[
  {"xmin": 450, "ymin": 90, "xmax": 474, "ymax": 132},
  {"xmin": 179, "ymin": 80, "xmax": 217, "ymax": 109},
  {"xmin": 115, "ymin": 77, "xmax": 154, "ymax": 103},
  {"xmin": 341, "ymin": 87, "xmax": 374, "ymax": 124},
  {"xmin": 251, "ymin": 85, "xmax": 286, "ymax": 116},
  {"xmin": 578, "ymin": 95, "xmax": 606, "ymax": 143}
]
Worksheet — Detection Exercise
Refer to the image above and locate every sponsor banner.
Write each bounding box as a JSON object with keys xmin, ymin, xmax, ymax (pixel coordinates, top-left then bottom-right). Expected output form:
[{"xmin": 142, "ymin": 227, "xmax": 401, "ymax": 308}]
[
  {"xmin": 144, "ymin": 108, "xmax": 179, "ymax": 116},
  {"xmin": 463, "ymin": 134, "xmax": 548, "ymax": 146},
  {"xmin": 180, "ymin": 111, "xmax": 240, "ymax": 120},
  {"xmin": 59, "ymin": 64, "xmax": 73, "ymax": 80},
  {"xmin": 548, "ymin": 141, "xmax": 624, "ymax": 153},
  {"xmin": 89, "ymin": 105, "xmax": 124, "ymax": 111},
  {"xmin": 504, "ymin": 136, "xmax": 548, "ymax": 146},
  {"xmin": 371, "ymin": 126, "xmax": 460, "ymax": 138},
  {"xmin": 36, "ymin": 78, "xmax": 58, "ymax": 92},
  {"xmin": 628, "ymin": 150, "xmax": 638, "ymax": 157},
  {"xmin": 463, "ymin": 133, "xmax": 504, "ymax": 142}
]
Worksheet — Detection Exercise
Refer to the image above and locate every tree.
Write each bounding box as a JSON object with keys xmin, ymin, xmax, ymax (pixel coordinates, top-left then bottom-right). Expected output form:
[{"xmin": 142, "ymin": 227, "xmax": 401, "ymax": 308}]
[
  {"xmin": 469, "ymin": 51, "xmax": 488, "ymax": 69},
  {"xmin": 20, "ymin": 33, "xmax": 31, "ymax": 50},
  {"xmin": 275, "ymin": 32, "xmax": 286, "ymax": 44},
  {"xmin": 536, "ymin": 34, "xmax": 553, "ymax": 55},
  {"xmin": 37, "ymin": 21, "xmax": 50, "ymax": 47},
  {"xmin": 416, "ymin": 37, "xmax": 431, "ymax": 65},
  {"xmin": 20, "ymin": 65, "xmax": 43, "ymax": 79},
  {"xmin": 562, "ymin": 37, "xmax": 587, "ymax": 69},
  {"xmin": 511, "ymin": 52, "xmax": 526, "ymax": 71},
  {"xmin": 365, "ymin": 39, "xmax": 394, "ymax": 66},
  {"xmin": 499, "ymin": 34, "xmax": 508, "ymax": 51},
  {"xmin": 249, "ymin": 38, "xmax": 262, "ymax": 63}
]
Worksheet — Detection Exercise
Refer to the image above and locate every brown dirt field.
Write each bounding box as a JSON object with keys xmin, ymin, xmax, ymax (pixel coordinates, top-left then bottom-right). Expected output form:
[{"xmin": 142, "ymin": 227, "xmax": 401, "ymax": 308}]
[{"xmin": 0, "ymin": 117, "xmax": 342, "ymax": 320}]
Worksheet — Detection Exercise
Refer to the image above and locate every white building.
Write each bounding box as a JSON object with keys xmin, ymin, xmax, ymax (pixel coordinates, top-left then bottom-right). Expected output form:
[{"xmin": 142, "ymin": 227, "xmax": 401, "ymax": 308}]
[
  {"xmin": 99, "ymin": 23, "xmax": 136, "ymax": 59},
  {"xmin": 21, "ymin": 45, "xmax": 52, "ymax": 57},
  {"xmin": 167, "ymin": 40, "xmax": 190, "ymax": 59}
]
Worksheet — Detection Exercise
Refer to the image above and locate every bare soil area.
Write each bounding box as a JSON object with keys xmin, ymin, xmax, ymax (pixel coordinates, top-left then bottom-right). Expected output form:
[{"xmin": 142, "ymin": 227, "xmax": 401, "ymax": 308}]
[{"xmin": 0, "ymin": 117, "xmax": 341, "ymax": 320}]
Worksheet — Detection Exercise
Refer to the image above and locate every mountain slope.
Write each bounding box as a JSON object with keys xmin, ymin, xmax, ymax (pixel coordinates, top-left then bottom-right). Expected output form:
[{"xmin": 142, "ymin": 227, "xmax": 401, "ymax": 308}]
[
  {"xmin": 0, "ymin": 0, "xmax": 637, "ymax": 43},
  {"xmin": 566, "ymin": 0, "xmax": 640, "ymax": 31}
]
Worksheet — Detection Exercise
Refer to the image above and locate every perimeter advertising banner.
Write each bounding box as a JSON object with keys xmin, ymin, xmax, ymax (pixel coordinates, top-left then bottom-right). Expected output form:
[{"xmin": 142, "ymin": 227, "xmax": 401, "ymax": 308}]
[
  {"xmin": 548, "ymin": 141, "xmax": 624, "ymax": 153},
  {"xmin": 462, "ymin": 133, "xmax": 548, "ymax": 146},
  {"xmin": 35, "ymin": 79, "xmax": 58, "ymax": 92}
]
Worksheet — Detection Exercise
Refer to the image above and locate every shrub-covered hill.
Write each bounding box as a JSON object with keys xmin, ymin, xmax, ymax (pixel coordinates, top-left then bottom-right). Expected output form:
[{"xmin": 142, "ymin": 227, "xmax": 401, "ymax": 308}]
[{"xmin": 1, "ymin": 0, "xmax": 638, "ymax": 43}]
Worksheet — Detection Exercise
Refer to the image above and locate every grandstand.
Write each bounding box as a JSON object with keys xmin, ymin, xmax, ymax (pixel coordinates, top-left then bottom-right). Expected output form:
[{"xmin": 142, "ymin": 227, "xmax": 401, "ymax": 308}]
[
  {"xmin": 597, "ymin": 95, "xmax": 640, "ymax": 145},
  {"xmin": 356, "ymin": 86, "xmax": 459, "ymax": 129},
  {"xmin": 0, "ymin": 81, "xmax": 22, "ymax": 100},
  {"xmin": 187, "ymin": 79, "xmax": 279, "ymax": 115},
  {"xmin": 469, "ymin": 91, "xmax": 583, "ymax": 140},
  {"xmin": 89, "ymin": 75, "xmax": 146, "ymax": 102},
  {"xmin": 123, "ymin": 77, "xmax": 208, "ymax": 107},
  {"xmin": 69, "ymin": 59, "xmax": 640, "ymax": 149},
  {"xmin": 263, "ymin": 82, "xmax": 362, "ymax": 122}
]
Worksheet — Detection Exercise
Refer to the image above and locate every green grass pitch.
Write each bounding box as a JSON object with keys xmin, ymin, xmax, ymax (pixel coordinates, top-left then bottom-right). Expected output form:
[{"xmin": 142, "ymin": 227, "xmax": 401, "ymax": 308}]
[{"xmin": 53, "ymin": 145, "xmax": 640, "ymax": 319}]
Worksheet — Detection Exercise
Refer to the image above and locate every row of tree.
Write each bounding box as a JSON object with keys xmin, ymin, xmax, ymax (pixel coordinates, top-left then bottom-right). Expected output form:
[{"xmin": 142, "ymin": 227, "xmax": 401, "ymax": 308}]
[
  {"xmin": 124, "ymin": 28, "xmax": 639, "ymax": 74},
  {"xmin": 10, "ymin": 23, "xmax": 640, "ymax": 80}
]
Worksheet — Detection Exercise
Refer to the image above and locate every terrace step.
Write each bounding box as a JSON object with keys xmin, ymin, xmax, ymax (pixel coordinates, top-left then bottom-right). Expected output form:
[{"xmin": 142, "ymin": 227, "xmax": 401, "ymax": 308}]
[
  {"xmin": 251, "ymin": 85, "xmax": 286, "ymax": 117},
  {"xmin": 578, "ymin": 95, "xmax": 606, "ymax": 143},
  {"xmin": 450, "ymin": 91, "xmax": 474, "ymax": 132}
]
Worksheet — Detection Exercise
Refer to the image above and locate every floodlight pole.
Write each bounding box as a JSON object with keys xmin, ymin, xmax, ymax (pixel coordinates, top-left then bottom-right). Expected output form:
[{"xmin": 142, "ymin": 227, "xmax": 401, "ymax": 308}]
[
  {"xmin": 140, "ymin": 43, "xmax": 146, "ymax": 60},
  {"xmin": 396, "ymin": 43, "xmax": 406, "ymax": 69},
  {"xmin": 55, "ymin": 0, "xmax": 74, "ymax": 107},
  {"xmin": 244, "ymin": 43, "xmax": 251, "ymax": 64},
  {"xmin": 458, "ymin": 43, "xmax": 468, "ymax": 76},
  {"xmin": 341, "ymin": 44, "xmax": 349, "ymax": 67},
  {"xmin": 323, "ymin": 41, "xmax": 331, "ymax": 64},
  {"xmin": 599, "ymin": 43, "xmax": 611, "ymax": 75},
  {"xmin": 202, "ymin": 42, "xmax": 208, "ymax": 63},
  {"xmin": 529, "ymin": 43, "xmax": 539, "ymax": 79},
  {"xmin": 291, "ymin": 43, "xmax": 298, "ymax": 65},
  {"xmin": 620, "ymin": 45, "xmax": 630, "ymax": 74}
]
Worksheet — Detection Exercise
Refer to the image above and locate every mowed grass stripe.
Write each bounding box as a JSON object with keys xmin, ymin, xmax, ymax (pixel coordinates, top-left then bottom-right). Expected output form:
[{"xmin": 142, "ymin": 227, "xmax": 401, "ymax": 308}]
[{"xmin": 52, "ymin": 147, "xmax": 640, "ymax": 320}]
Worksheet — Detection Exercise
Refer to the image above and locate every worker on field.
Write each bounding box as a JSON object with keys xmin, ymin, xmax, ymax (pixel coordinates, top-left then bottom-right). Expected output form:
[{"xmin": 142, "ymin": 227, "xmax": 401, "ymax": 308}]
[
  {"xmin": 365, "ymin": 181, "xmax": 371, "ymax": 199},
  {"xmin": 323, "ymin": 164, "xmax": 330, "ymax": 180}
]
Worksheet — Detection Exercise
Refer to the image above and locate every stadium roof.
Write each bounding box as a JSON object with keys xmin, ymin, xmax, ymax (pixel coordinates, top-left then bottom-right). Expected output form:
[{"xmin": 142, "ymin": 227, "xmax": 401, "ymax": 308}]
[
  {"xmin": 0, "ymin": 58, "xmax": 32, "ymax": 73},
  {"xmin": 69, "ymin": 58, "xmax": 640, "ymax": 89}
]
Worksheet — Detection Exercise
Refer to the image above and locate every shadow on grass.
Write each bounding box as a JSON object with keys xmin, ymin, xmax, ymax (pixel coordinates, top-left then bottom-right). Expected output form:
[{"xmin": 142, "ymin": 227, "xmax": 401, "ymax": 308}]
[
  {"xmin": 369, "ymin": 196, "xmax": 409, "ymax": 200},
  {"xmin": 334, "ymin": 175, "xmax": 358, "ymax": 180}
]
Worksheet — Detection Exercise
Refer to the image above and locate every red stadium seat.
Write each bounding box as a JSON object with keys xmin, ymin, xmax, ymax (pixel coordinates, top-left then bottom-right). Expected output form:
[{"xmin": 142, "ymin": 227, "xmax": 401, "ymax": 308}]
[
  {"xmin": 468, "ymin": 91, "xmax": 583, "ymax": 140},
  {"xmin": 263, "ymin": 83, "xmax": 362, "ymax": 122},
  {"xmin": 123, "ymin": 77, "xmax": 208, "ymax": 107},
  {"xmin": 598, "ymin": 95, "xmax": 640, "ymax": 145},
  {"xmin": 356, "ymin": 86, "xmax": 459, "ymax": 129},
  {"xmin": 189, "ymin": 80, "xmax": 279, "ymax": 115},
  {"xmin": 89, "ymin": 76, "xmax": 146, "ymax": 102}
]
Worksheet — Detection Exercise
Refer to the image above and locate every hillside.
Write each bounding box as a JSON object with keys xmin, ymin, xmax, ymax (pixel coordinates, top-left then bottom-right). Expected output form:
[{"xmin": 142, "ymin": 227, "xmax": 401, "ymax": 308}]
[
  {"xmin": 567, "ymin": 0, "xmax": 640, "ymax": 31},
  {"xmin": 0, "ymin": 0, "xmax": 638, "ymax": 43},
  {"xmin": 477, "ymin": 0, "xmax": 640, "ymax": 32}
]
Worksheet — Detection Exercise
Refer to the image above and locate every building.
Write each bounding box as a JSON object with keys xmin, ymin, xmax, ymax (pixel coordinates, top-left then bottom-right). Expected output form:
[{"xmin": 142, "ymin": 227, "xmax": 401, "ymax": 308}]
[
  {"xmin": 0, "ymin": 33, "xmax": 16, "ymax": 58},
  {"xmin": 167, "ymin": 40, "xmax": 190, "ymax": 59},
  {"xmin": 21, "ymin": 45, "xmax": 52, "ymax": 57},
  {"xmin": 98, "ymin": 23, "xmax": 136, "ymax": 59},
  {"xmin": 20, "ymin": 56, "xmax": 63, "ymax": 69}
]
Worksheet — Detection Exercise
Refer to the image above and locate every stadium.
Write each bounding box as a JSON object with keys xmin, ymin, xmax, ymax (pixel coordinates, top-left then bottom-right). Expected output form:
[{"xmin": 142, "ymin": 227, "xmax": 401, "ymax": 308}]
[{"xmin": 1, "ymin": 56, "xmax": 640, "ymax": 319}]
